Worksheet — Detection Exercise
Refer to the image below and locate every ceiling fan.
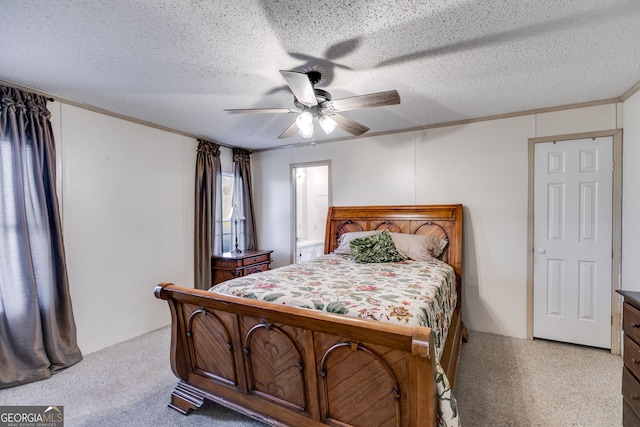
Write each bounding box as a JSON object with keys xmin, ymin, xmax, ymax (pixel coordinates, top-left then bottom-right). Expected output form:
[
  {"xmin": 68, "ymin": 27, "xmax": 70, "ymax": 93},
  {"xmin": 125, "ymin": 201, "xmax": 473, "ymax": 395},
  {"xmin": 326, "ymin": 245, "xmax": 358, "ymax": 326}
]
[{"xmin": 224, "ymin": 70, "xmax": 400, "ymax": 140}]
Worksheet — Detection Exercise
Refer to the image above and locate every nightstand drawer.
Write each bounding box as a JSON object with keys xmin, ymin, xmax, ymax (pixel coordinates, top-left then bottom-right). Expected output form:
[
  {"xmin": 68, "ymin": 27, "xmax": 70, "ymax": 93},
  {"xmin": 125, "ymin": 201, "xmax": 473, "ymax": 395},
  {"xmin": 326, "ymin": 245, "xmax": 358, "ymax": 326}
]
[
  {"xmin": 625, "ymin": 302, "xmax": 640, "ymax": 345},
  {"xmin": 243, "ymin": 264, "xmax": 269, "ymax": 275},
  {"xmin": 625, "ymin": 335, "xmax": 640, "ymax": 381},
  {"xmin": 624, "ymin": 399, "xmax": 640, "ymax": 427},
  {"xmin": 623, "ymin": 367, "xmax": 640, "ymax": 421},
  {"xmin": 243, "ymin": 254, "xmax": 270, "ymax": 266}
]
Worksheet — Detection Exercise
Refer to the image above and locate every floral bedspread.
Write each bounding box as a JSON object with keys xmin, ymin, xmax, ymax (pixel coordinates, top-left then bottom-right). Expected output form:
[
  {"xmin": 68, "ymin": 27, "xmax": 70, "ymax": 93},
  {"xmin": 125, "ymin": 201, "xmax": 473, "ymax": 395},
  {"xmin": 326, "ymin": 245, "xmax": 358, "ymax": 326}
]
[{"xmin": 210, "ymin": 254, "xmax": 460, "ymax": 427}]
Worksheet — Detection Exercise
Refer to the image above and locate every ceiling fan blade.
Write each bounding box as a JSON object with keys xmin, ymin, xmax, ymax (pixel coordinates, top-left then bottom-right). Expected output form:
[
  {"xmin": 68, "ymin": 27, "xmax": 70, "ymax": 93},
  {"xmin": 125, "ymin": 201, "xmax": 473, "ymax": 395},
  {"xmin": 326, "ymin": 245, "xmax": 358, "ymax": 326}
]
[
  {"xmin": 278, "ymin": 121, "xmax": 299, "ymax": 139},
  {"xmin": 280, "ymin": 70, "xmax": 317, "ymax": 107},
  {"xmin": 325, "ymin": 90, "xmax": 400, "ymax": 113},
  {"xmin": 330, "ymin": 114, "xmax": 369, "ymax": 136},
  {"xmin": 224, "ymin": 108, "xmax": 298, "ymax": 114}
]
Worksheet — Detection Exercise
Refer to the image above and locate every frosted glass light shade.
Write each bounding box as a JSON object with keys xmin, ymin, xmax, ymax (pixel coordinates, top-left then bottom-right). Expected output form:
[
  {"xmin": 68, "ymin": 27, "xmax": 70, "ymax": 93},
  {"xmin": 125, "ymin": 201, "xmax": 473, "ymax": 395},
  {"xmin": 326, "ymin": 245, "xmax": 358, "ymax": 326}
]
[
  {"xmin": 296, "ymin": 111, "xmax": 313, "ymax": 128},
  {"xmin": 296, "ymin": 111, "xmax": 314, "ymax": 139},
  {"xmin": 298, "ymin": 124, "xmax": 314, "ymax": 139},
  {"xmin": 319, "ymin": 115, "xmax": 337, "ymax": 134}
]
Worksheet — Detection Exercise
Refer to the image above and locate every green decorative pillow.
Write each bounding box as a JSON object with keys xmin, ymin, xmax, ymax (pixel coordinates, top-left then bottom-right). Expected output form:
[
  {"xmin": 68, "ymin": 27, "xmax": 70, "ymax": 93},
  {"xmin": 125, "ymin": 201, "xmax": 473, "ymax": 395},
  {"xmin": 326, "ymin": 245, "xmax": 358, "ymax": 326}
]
[{"xmin": 349, "ymin": 230, "xmax": 404, "ymax": 263}]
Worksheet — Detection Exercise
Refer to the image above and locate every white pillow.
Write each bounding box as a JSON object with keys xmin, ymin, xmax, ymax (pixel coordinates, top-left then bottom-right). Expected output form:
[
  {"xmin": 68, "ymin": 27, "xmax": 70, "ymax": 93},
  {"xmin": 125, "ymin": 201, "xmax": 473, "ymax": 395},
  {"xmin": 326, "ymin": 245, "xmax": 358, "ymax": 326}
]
[{"xmin": 333, "ymin": 231, "xmax": 382, "ymax": 254}]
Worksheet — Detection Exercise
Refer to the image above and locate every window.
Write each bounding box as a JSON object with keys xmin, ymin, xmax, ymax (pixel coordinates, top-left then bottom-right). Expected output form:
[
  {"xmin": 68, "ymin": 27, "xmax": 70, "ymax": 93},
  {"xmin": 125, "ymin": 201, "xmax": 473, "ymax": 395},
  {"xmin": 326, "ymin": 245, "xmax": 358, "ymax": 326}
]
[
  {"xmin": 1, "ymin": 136, "xmax": 48, "ymax": 317},
  {"xmin": 221, "ymin": 173, "xmax": 234, "ymax": 253}
]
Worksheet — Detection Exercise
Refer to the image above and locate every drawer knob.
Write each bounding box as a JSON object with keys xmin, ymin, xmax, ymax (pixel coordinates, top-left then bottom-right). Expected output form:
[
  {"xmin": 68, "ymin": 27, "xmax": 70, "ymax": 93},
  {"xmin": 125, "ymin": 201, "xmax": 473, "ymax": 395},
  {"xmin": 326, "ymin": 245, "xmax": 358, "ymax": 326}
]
[
  {"xmin": 633, "ymin": 358, "xmax": 640, "ymax": 365},
  {"xmin": 634, "ymin": 395, "xmax": 640, "ymax": 400},
  {"xmin": 632, "ymin": 322, "xmax": 640, "ymax": 328}
]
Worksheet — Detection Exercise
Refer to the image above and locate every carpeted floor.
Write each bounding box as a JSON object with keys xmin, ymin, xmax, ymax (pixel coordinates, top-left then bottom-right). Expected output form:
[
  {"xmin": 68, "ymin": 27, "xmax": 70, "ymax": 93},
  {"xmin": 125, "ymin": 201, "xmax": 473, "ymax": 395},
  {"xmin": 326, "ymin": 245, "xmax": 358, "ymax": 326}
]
[
  {"xmin": 455, "ymin": 331, "xmax": 622, "ymax": 426},
  {"xmin": 0, "ymin": 327, "xmax": 623, "ymax": 426}
]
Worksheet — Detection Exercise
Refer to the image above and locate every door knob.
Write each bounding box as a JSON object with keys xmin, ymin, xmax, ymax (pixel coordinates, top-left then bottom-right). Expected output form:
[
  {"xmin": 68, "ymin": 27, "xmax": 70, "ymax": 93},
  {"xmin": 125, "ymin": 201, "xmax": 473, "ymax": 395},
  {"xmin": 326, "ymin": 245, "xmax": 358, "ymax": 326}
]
[{"xmin": 536, "ymin": 247, "xmax": 547, "ymax": 254}]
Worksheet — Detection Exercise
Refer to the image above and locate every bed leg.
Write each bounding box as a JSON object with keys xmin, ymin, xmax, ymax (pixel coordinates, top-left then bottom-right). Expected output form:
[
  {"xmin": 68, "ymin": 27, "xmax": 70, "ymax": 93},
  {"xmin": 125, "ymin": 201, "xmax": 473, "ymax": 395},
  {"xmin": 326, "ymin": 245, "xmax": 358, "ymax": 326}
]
[
  {"xmin": 168, "ymin": 380, "xmax": 206, "ymax": 415},
  {"xmin": 461, "ymin": 322, "xmax": 469, "ymax": 343}
]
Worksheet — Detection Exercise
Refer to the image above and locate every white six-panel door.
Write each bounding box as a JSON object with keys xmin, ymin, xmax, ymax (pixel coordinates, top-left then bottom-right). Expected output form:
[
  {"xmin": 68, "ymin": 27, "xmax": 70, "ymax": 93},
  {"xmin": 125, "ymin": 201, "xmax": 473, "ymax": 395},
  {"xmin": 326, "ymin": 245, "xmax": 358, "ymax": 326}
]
[{"xmin": 533, "ymin": 137, "xmax": 613, "ymax": 348}]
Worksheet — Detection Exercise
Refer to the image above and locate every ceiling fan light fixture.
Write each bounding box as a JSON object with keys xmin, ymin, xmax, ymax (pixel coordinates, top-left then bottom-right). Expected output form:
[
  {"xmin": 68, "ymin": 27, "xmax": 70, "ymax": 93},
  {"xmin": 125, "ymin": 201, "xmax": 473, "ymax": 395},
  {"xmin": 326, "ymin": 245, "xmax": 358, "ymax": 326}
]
[
  {"xmin": 298, "ymin": 124, "xmax": 314, "ymax": 139},
  {"xmin": 319, "ymin": 115, "xmax": 337, "ymax": 134},
  {"xmin": 296, "ymin": 111, "xmax": 313, "ymax": 128},
  {"xmin": 296, "ymin": 111, "xmax": 314, "ymax": 139}
]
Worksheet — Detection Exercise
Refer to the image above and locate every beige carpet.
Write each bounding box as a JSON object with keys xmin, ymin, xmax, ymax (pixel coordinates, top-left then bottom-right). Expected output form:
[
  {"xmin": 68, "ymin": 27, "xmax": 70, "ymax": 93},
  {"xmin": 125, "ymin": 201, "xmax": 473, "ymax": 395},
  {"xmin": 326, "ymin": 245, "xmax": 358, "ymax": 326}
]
[
  {"xmin": 455, "ymin": 331, "xmax": 622, "ymax": 426},
  {"xmin": 0, "ymin": 327, "xmax": 623, "ymax": 426}
]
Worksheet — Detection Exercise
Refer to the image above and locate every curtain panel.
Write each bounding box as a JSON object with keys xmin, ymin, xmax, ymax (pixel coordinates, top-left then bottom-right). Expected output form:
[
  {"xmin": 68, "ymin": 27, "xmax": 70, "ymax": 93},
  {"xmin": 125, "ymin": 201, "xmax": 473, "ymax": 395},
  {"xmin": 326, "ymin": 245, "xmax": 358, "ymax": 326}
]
[
  {"xmin": 194, "ymin": 139, "xmax": 222, "ymax": 290},
  {"xmin": 232, "ymin": 148, "xmax": 257, "ymax": 251},
  {"xmin": 0, "ymin": 86, "xmax": 82, "ymax": 388}
]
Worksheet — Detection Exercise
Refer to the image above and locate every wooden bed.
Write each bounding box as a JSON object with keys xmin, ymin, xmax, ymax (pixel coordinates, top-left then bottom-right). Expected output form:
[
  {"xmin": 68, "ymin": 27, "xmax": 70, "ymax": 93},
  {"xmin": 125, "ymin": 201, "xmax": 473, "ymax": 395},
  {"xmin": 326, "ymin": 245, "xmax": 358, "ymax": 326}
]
[{"xmin": 155, "ymin": 204, "xmax": 466, "ymax": 427}]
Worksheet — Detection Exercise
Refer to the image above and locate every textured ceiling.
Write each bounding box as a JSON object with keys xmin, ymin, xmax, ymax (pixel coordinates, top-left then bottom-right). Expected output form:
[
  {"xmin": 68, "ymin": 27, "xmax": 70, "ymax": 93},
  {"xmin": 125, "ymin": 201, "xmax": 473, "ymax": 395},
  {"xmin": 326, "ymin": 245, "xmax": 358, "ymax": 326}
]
[{"xmin": 2, "ymin": 0, "xmax": 640, "ymax": 151}]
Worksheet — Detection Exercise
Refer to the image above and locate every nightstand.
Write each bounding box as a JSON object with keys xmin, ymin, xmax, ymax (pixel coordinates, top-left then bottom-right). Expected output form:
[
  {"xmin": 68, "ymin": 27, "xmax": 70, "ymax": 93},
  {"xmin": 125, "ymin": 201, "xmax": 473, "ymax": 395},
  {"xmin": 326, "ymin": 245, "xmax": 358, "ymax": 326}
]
[
  {"xmin": 211, "ymin": 250, "xmax": 273, "ymax": 286},
  {"xmin": 617, "ymin": 290, "xmax": 640, "ymax": 426}
]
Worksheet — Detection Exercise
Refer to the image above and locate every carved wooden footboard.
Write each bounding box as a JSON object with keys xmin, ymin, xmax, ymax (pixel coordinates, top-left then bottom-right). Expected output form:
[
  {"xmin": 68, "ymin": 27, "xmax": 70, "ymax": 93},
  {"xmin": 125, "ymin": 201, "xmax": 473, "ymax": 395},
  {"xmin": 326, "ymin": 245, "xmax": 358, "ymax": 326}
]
[
  {"xmin": 156, "ymin": 205, "xmax": 465, "ymax": 427},
  {"xmin": 155, "ymin": 283, "xmax": 446, "ymax": 426}
]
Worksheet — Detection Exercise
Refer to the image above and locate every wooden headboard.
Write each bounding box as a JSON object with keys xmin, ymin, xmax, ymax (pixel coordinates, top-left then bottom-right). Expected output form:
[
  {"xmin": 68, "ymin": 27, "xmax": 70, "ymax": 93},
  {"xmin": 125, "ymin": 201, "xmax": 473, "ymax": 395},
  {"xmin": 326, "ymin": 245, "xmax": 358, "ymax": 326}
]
[{"xmin": 324, "ymin": 204, "xmax": 463, "ymax": 296}]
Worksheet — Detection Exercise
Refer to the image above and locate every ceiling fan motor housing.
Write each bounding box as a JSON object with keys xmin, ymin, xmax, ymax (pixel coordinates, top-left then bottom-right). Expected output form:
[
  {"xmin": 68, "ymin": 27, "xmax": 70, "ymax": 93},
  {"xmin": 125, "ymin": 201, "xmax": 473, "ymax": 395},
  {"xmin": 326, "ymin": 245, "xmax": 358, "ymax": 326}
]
[{"xmin": 294, "ymin": 88, "xmax": 332, "ymax": 115}]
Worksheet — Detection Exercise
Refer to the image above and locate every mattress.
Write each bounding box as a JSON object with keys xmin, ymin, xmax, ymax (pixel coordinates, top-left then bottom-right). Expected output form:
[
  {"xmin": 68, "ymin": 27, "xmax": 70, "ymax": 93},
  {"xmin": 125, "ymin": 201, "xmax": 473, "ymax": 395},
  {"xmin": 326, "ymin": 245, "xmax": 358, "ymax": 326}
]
[{"xmin": 210, "ymin": 253, "xmax": 457, "ymax": 361}]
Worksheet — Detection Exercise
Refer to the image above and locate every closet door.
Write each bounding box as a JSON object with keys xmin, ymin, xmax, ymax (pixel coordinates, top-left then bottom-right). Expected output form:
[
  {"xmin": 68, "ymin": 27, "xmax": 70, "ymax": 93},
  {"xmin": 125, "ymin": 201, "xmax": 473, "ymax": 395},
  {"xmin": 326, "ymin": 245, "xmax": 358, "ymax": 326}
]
[{"xmin": 533, "ymin": 137, "xmax": 613, "ymax": 348}]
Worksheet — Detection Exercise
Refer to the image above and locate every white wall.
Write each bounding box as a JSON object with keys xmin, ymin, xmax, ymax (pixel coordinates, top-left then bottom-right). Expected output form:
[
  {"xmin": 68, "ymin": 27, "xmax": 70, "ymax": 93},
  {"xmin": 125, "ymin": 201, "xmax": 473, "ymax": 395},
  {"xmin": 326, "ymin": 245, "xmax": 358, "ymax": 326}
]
[
  {"xmin": 623, "ymin": 91, "xmax": 640, "ymax": 292},
  {"xmin": 416, "ymin": 117, "xmax": 532, "ymax": 337},
  {"xmin": 252, "ymin": 103, "xmax": 620, "ymax": 338},
  {"xmin": 251, "ymin": 149, "xmax": 293, "ymax": 267},
  {"xmin": 50, "ymin": 103, "xmax": 198, "ymax": 354},
  {"xmin": 45, "ymin": 95, "xmax": 635, "ymax": 351}
]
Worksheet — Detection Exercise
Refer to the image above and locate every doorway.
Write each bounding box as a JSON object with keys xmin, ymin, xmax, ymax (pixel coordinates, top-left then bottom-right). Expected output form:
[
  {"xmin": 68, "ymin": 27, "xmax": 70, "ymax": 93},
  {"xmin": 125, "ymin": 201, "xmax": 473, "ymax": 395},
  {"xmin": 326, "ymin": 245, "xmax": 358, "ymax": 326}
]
[
  {"xmin": 291, "ymin": 161, "xmax": 331, "ymax": 264},
  {"xmin": 527, "ymin": 130, "xmax": 622, "ymax": 353}
]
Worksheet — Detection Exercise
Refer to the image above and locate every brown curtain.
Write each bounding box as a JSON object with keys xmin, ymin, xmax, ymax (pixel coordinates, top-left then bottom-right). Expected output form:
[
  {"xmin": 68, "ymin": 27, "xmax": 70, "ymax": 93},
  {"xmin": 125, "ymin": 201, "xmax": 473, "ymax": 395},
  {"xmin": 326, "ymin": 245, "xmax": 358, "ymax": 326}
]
[
  {"xmin": 194, "ymin": 139, "xmax": 222, "ymax": 289},
  {"xmin": 232, "ymin": 148, "xmax": 257, "ymax": 250},
  {"xmin": 0, "ymin": 86, "xmax": 82, "ymax": 388}
]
